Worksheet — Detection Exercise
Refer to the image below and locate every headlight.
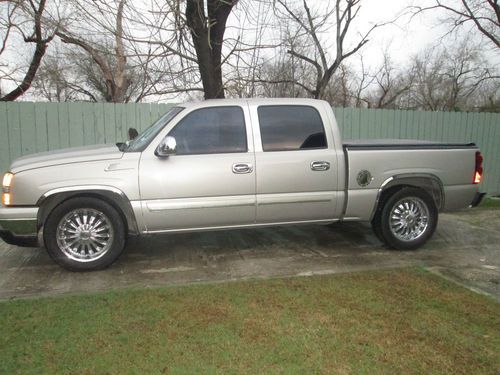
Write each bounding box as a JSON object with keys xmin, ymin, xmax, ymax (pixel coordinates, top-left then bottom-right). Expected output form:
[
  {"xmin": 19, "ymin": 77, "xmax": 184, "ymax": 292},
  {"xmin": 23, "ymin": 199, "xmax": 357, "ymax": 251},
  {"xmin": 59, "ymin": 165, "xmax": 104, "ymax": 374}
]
[
  {"xmin": 2, "ymin": 172, "xmax": 13, "ymax": 193},
  {"xmin": 2, "ymin": 173, "xmax": 13, "ymax": 206}
]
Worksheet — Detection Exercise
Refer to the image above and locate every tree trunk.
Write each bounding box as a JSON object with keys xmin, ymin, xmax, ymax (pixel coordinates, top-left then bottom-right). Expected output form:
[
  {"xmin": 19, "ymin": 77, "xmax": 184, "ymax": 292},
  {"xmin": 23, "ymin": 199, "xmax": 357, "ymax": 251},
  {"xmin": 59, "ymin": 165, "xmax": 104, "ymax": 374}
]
[
  {"xmin": 186, "ymin": 0, "xmax": 235, "ymax": 99},
  {"xmin": 0, "ymin": 0, "xmax": 52, "ymax": 101},
  {"xmin": 0, "ymin": 41, "xmax": 48, "ymax": 101}
]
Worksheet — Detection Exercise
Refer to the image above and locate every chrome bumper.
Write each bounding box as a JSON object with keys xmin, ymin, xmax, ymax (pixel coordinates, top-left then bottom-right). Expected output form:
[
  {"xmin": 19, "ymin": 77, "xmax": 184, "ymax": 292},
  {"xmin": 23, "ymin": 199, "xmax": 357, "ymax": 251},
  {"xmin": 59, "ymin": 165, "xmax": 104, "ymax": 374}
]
[{"xmin": 0, "ymin": 206, "xmax": 39, "ymax": 247}]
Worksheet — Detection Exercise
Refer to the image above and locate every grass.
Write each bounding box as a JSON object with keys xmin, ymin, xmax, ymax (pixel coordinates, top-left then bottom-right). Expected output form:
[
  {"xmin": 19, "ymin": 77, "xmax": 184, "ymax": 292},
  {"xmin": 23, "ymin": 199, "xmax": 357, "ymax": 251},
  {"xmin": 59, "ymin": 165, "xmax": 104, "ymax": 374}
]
[
  {"xmin": 1, "ymin": 268, "xmax": 499, "ymax": 374},
  {"xmin": 479, "ymin": 196, "xmax": 500, "ymax": 209}
]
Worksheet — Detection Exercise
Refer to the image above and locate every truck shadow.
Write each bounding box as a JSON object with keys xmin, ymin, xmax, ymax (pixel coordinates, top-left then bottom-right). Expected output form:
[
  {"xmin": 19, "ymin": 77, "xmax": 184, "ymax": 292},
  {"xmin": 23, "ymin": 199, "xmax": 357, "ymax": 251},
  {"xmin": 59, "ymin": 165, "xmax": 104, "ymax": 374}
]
[{"xmin": 121, "ymin": 222, "xmax": 383, "ymax": 264}]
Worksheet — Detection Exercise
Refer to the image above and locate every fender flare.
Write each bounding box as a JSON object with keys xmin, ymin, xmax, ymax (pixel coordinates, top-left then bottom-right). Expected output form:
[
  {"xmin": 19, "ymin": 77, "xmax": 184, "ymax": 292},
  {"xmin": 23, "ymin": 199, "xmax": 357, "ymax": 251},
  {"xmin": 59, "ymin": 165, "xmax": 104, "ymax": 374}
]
[
  {"xmin": 370, "ymin": 174, "xmax": 444, "ymax": 221},
  {"xmin": 36, "ymin": 185, "xmax": 139, "ymax": 235}
]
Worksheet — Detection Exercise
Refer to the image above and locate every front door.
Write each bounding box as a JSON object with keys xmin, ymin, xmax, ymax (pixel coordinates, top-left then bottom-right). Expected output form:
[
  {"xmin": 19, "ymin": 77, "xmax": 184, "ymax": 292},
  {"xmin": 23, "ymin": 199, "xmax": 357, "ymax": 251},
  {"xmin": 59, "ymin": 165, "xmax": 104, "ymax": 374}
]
[{"xmin": 138, "ymin": 105, "xmax": 255, "ymax": 232}]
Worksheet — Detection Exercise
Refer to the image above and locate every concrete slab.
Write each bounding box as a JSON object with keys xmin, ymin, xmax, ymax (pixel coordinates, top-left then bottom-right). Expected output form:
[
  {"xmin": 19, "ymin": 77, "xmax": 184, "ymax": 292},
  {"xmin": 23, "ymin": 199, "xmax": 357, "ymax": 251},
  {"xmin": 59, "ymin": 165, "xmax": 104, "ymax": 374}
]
[{"xmin": 1, "ymin": 209, "xmax": 499, "ymax": 301}]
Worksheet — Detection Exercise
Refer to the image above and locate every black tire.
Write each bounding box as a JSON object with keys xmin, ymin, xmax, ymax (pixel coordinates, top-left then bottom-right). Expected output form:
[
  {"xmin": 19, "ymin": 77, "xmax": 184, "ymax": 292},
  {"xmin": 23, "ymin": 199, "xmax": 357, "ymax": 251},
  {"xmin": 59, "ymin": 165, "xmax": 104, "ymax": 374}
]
[
  {"xmin": 371, "ymin": 213, "xmax": 385, "ymax": 243},
  {"xmin": 372, "ymin": 187, "xmax": 438, "ymax": 250},
  {"xmin": 44, "ymin": 197, "xmax": 126, "ymax": 271}
]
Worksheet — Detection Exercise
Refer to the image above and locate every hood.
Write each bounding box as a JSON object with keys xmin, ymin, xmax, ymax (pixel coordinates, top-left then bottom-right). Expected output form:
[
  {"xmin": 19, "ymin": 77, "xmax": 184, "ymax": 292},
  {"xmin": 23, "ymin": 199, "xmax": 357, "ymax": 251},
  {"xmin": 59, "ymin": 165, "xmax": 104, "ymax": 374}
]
[{"xmin": 10, "ymin": 144, "xmax": 123, "ymax": 173}]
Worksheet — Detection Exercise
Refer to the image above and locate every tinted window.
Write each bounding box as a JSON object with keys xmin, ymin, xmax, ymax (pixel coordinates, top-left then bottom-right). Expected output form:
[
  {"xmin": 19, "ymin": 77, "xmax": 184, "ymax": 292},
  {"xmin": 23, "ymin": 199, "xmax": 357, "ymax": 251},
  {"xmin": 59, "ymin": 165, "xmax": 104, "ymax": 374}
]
[
  {"xmin": 169, "ymin": 106, "xmax": 247, "ymax": 155},
  {"xmin": 258, "ymin": 105, "xmax": 327, "ymax": 151},
  {"xmin": 126, "ymin": 106, "xmax": 184, "ymax": 152}
]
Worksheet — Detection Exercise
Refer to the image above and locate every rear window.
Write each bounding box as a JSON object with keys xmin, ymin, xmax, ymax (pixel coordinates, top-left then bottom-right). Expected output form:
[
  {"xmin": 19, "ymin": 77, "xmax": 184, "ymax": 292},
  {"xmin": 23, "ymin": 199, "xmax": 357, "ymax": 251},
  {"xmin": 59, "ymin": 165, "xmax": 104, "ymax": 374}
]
[{"xmin": 257, "ymin": 105, "xmax": 327, "ymax": 151}]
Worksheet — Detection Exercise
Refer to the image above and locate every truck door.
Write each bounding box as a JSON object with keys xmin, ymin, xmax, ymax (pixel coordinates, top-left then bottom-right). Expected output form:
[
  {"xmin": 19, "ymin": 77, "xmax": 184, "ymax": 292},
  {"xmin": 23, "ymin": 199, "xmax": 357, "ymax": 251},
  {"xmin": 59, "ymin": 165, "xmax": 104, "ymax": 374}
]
[
  {"xmin": 251, "ymin": 104, "xmax": 339, "ymax": 223},
  {"xmin": 138, "ymin": 105, "xmax": 256, "ymax": 232}
]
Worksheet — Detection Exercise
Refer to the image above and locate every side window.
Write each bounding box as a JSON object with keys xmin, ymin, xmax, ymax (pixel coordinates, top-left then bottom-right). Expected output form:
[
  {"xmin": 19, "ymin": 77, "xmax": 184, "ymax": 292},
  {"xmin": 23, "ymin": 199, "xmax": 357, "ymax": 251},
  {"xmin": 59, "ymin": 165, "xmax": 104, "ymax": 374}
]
[
  {"xmin": 169, "ymin": 106, "xmax": 247, "ymax": 155},
  {"xmin": 258, "ymin": 105, "xmax": 327, "ymax": 152}
]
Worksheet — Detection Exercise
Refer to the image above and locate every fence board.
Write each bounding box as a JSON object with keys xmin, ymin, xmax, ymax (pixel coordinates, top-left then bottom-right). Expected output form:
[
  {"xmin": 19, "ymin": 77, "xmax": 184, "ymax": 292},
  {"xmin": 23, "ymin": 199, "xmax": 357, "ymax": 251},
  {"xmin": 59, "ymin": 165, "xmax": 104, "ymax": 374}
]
[
  {"xmin": 35, "ymin": 103, "xmax": 48, "ymax": 152},
  {"xmin": 0, "ymin": 104, "xmax": 10, "ymax": 168},
  {"xmin": 0, "ymin": 103, "xmax": 499, "ymax": 194},
  {"xmin": 6, "ymin": 103, "xmax": 22, "ymax": 161}
]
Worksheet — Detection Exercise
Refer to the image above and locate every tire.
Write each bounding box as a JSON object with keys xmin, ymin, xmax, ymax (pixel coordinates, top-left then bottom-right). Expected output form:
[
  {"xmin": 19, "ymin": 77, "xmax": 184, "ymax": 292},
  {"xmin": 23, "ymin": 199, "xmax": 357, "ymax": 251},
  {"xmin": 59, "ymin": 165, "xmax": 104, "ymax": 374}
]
[
  {"xmin": 44, "ymin": 197, "xmax": 126, "ymax": 271},
  {"xmin": 372, "ymin": 187, "xmax": 438, "ymax": 250}
]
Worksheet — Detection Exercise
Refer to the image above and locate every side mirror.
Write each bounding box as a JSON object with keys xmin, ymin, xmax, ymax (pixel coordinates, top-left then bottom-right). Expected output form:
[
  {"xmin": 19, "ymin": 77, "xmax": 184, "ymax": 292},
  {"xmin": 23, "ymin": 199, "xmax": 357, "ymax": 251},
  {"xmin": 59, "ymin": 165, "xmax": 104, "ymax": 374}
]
[{"xmin": 155, "ymin": 136, "xmax": 177, "ymax": 157}]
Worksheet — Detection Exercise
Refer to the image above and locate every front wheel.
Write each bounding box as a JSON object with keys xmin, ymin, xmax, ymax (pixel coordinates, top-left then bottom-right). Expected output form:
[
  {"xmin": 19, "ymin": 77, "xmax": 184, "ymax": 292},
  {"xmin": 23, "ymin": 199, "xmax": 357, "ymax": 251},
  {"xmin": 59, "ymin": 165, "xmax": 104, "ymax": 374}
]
[
  {"xmin": 372, "ymin": 187, "xmax": 438, "ymax": 250},
  {"xmin": 44, "ymin": 197, "xmax": 126, "ymax": 271}
]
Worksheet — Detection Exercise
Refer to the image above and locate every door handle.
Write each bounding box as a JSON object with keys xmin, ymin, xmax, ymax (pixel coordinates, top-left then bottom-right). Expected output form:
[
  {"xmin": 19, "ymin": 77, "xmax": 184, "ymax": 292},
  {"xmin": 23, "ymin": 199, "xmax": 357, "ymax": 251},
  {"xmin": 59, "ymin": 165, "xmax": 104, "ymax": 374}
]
[
  {"xmin": 232, "ymin": 163, "xmax": 253, "ymax": 174},
  {"xmin": 310, "ymin": 161, "xmax": 330, "ymax": 171}
]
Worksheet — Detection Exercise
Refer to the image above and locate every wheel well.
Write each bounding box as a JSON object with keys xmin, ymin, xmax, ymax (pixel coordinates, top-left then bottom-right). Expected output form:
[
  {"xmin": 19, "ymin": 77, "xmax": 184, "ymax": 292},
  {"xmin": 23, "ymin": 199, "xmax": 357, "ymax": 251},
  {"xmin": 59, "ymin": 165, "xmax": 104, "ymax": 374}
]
[
  {"xmin": 373, "ymin": 178, "xmax": 443, "ymax": 220},
  {"xmin": 37, "ymin": 191, "xmax": 138, "ymax": 236}
]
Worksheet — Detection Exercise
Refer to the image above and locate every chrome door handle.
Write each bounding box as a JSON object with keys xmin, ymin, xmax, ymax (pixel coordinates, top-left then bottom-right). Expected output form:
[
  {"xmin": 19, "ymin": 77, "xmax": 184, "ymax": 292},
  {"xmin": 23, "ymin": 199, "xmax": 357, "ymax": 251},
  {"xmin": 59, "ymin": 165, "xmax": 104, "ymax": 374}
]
[
  {"xmin": 310, "ymin": 161, "xmax": 330, "ymax": 171},
  {"xmin": 232, "ymin": 163, "xmax": 253, "ymax": 174}
]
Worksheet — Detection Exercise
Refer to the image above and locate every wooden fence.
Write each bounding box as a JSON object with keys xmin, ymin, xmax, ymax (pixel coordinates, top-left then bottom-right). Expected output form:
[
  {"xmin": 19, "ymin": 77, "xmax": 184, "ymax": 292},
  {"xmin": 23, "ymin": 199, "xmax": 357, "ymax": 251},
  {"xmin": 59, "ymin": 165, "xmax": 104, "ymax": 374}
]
[{"xmin": 0, "ymin": 102, "xmax": 498, "ymax": 194}]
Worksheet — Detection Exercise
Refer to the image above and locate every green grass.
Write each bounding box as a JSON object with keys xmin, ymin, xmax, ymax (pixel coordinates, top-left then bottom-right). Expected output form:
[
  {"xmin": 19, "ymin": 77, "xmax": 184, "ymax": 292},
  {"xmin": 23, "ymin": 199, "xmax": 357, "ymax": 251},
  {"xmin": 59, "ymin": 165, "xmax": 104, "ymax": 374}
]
[
  {"xmin": 479, "ymin": 196, "xmax": 500, "ymax": 209},
  {"xmin": 1, "ymin": 269, "xmax": 499, "ymax": 374}
]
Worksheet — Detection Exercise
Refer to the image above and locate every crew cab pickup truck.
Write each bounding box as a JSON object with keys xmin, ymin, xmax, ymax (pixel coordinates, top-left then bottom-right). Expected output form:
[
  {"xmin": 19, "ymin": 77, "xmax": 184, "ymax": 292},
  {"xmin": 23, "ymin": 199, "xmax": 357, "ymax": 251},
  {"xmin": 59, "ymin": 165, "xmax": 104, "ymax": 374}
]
[{"xmin": 0, "ymin": 99, "xmax": 485, "ymax": 271}]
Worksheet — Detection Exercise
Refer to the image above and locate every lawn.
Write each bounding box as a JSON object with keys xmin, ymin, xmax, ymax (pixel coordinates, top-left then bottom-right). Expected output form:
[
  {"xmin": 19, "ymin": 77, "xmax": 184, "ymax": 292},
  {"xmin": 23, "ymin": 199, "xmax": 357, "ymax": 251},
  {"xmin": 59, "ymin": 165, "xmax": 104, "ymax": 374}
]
[
  {"xmin": 479, "ymin": 196, "xmax": 500, "ymax": 209},
  {"xmin": 1, "ymin": 268, "xmax": 499, "ymax": 374}
]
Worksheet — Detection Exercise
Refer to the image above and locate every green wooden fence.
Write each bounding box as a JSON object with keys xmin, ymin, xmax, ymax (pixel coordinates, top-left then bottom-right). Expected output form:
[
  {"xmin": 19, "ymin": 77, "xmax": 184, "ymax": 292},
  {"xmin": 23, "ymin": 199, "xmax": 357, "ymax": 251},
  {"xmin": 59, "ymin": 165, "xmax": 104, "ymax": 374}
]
[{"xmin": 0, "ymin": 103, "xmax": 498, "ymax": 194}]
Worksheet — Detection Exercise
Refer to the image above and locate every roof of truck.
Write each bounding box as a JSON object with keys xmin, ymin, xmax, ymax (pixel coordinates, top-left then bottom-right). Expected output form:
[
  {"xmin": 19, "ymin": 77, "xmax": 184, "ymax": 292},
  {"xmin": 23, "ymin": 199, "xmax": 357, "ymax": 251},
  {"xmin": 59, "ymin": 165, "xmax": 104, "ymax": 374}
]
[{"xmin": 176, "ymin": 98, "xmax": 329, "ymax": 109}]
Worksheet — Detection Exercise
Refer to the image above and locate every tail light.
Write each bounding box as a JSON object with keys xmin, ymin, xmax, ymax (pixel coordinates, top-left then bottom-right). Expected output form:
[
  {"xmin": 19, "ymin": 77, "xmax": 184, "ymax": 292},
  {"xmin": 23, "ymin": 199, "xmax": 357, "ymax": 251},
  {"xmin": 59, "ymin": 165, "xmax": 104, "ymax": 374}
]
[{"xmin": 473, "ymin": 151, "xmax": 483, "ymax": 184}]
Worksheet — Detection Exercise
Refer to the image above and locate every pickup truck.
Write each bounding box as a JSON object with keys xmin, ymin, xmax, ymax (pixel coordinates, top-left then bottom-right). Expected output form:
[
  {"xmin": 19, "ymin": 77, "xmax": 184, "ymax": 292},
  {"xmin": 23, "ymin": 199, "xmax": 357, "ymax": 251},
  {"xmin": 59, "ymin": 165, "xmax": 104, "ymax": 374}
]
[{"xmin": 0, "ymin": 99, "xmax": 485, "ymax": 271}]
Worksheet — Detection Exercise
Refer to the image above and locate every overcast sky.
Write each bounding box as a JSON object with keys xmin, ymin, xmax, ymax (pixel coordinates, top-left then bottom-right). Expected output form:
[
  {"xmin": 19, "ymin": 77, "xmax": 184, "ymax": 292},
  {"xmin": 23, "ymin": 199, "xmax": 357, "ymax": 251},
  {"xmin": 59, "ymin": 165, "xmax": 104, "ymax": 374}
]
[
  {"xmin": 282, "ymin": 0, "xmax": 498, "ymax": 66},
  {"xmin": 1, "ymin": 0, "xmax": 498, "ymax": 100}
]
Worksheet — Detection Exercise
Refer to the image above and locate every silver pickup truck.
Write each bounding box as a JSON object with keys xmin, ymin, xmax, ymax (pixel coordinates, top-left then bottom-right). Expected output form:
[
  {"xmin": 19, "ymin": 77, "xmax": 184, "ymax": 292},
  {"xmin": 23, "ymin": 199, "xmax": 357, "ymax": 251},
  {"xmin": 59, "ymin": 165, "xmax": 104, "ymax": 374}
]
[{"xmin": 0, "ymin": 99, "xmax": 485, "ymax": 271}]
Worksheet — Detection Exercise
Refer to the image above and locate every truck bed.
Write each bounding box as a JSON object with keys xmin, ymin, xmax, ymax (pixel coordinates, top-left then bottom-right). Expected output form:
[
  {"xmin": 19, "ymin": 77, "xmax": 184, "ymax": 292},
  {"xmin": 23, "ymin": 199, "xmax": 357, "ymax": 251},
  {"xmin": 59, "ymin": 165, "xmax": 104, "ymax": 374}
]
[
  {"xmin": 343, "ymin": 139, "xmax": 476, "ymax": 149},
  {"xmin": 341, "ymin": 139, "xmax": 479, "ymax": 220}
]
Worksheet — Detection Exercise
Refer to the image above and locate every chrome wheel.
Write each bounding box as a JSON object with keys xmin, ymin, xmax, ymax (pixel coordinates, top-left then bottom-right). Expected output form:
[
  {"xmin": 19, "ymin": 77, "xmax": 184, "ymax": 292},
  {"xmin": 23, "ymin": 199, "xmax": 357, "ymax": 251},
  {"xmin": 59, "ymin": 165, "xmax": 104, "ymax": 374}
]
[
  {"xmin": 56, "ymin": 208, "xmax": 114, "ymax": 262},
  {"xmin": 389, "ymin": 197, "xmax": 429, "ymax": 242}
]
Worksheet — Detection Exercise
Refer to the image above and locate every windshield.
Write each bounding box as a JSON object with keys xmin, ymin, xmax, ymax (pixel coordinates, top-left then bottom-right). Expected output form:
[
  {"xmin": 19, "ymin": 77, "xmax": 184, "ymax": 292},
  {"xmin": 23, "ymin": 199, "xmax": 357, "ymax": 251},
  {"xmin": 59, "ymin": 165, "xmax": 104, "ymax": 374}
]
[{"xmin": 125, "ymin": 106, "xmax": 184, "ymax": 152}]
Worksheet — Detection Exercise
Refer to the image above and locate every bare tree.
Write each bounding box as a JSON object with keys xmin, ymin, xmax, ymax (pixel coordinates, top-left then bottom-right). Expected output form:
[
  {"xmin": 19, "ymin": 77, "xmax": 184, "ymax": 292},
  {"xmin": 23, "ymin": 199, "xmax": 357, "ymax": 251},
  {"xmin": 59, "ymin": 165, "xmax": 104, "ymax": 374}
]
[
  {"xmin": 367, "ymin": 52, "xmax": 413, "ymax": 109},
  {"xmin": 273, "ymin": 0, "xmax": 387, "ymax": 99},
  {"xmin": 54, "ymin": 0, "xmax": 132, "ymax": 102},
  {"xmin": 0, "ymin": 0, "xmax": 55, "ymax": 101},
  {"xmin": 184, "ymin": 0, "xmax": 239, "ymax": 99},
  {"xmin": 402, "ymin": 40, "xmax": 499, "ymax": 111},
  {"xmin": 411, "ymin": 0, "xmax": 500, "ymax": 49}
]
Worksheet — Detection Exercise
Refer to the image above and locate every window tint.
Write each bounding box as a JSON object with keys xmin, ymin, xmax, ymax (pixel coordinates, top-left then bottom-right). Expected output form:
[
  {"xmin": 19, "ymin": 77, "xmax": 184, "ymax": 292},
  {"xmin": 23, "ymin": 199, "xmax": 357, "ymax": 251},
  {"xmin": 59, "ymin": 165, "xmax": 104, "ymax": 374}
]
[
  {"xmin": 169, "ymin": 106, "xmax": 247, "ymax": 155},
  {"xmin": 126, "ymin": 106, "xmax": 184, "ymax": 152},
  {"xmin": 258, "ymin": 105, "xmax": 327, "ymax": 151}
]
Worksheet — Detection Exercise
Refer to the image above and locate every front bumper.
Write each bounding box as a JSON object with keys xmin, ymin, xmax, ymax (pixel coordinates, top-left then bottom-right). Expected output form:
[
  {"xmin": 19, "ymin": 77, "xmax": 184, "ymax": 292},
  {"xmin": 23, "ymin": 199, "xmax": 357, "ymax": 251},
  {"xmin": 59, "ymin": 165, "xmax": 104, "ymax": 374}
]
[{"xmin": 0, "ymin": 206, "xmax": 39, "ymax": 247}]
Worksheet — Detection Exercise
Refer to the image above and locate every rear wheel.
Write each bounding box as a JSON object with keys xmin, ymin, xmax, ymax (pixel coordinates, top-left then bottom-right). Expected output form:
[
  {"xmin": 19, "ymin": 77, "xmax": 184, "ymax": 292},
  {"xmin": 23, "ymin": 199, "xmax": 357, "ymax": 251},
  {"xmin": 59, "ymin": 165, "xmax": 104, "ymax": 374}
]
[
  {"xmin": 44, "ymin": 197, "xmax": 126, "ymax": 271},
  {"xmin": 372, "ymin": 187, "xmax": 438, "ymax": 250}
]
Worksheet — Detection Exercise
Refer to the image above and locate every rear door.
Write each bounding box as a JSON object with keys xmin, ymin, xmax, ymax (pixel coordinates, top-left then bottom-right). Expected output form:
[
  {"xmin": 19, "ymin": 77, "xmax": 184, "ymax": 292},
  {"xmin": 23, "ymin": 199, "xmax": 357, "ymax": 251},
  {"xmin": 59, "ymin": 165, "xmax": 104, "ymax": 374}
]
[
  {"xmin": 251, "ymin": 104, "xmax": 339, "ymax": 223},
  {"xmin": 138, "ymin": 105, "xmax": 256, "ymax": 232}
]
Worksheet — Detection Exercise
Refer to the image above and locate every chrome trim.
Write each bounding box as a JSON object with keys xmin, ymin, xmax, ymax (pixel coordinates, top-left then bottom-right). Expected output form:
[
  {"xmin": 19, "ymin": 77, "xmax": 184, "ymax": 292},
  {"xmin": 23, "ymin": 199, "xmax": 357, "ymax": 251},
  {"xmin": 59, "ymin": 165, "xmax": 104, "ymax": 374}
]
[
  {"xmin": 56, "ymin": 208, "xmax": 114, "ymax": 262},
  {"xmin": 144, "ymin": 218, "xmax": 338, "ymax": 234},
  {"xmin": 257, "ymin": 192, "xmax": 333, "ymax": 206},
  {"xmin": 389, "ymin": 196, "xmax": 430, "ymax": 241},
  {"xmin": 38, "ymin": 185, "xmax": 127, "ymax": 205},
  {"xmin": 368, "ymin": 174, "xmax": 443, "ymax": 221},
  {"xmin": 232, "ymin": 163, "xmax": 253, "ymax": 174},
  {"xmin": 368, "ymin": 176, "xmax": 394, "ymax": 221},
  {"xmin": 310, "ymin": 161, "xmax": 330, "ymax": 171},
  {"xmin": 146, "ymin": 196, "xmax": 256, "ymax": 212},
  {"xmin": 36, "ymin": 185, "xmax": 139, "ymax": 235}
]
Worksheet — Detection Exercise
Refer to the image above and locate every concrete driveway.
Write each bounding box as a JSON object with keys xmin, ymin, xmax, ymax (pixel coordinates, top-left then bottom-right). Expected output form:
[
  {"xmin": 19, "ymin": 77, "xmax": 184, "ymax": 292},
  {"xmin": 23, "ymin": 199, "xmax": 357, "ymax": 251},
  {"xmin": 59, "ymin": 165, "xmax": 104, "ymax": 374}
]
[{"xmin": 1, "ymin": 209, "xmax": 499, "ymax": 301}]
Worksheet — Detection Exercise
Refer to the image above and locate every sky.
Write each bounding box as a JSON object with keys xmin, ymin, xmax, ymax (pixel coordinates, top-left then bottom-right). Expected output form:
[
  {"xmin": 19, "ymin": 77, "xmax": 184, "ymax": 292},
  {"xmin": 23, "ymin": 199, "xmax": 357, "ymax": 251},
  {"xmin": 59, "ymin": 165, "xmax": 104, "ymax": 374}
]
[{"xmin": 1, "ymin": 0, "xmax": 498, "ymax": 100}]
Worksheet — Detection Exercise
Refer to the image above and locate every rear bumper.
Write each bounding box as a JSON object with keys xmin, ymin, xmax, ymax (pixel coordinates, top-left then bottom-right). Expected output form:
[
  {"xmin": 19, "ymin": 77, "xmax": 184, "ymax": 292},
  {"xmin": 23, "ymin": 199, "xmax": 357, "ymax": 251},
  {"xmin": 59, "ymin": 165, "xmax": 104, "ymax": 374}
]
[
  {"xmin": 469, "ymin": 192, "xmax": 486, "ymax": 208},
  {"xmin": 0, "ymin": 206, "xmax": 39, "ymax": 247}
]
